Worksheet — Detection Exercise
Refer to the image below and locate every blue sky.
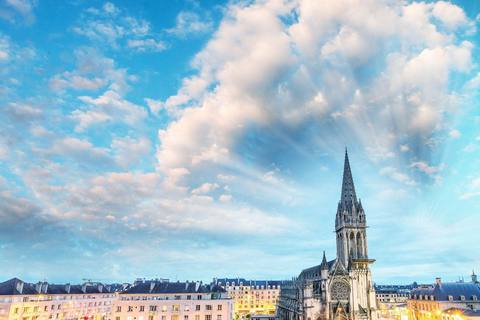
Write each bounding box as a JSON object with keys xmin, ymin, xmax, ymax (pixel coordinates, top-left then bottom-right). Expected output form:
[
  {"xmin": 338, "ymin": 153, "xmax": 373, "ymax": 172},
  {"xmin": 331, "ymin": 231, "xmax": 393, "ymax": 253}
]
[{"xmin": 0, "ymin": 0, "xmax": 480, "ymax": 285}]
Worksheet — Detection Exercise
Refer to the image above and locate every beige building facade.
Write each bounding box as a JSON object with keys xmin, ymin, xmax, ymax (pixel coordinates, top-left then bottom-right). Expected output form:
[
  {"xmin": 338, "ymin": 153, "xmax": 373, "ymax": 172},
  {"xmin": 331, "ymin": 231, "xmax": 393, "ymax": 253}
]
[{"xmin": 213, "ymin": 279, "xmax": 287, "ymax": 316}]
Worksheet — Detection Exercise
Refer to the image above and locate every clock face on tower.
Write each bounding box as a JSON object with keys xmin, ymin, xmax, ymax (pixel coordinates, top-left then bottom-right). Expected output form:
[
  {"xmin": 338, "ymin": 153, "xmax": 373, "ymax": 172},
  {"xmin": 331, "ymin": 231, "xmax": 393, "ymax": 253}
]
[{"xmin": 330, "ymin": 281, "xmax": 350, "ymax": 301}]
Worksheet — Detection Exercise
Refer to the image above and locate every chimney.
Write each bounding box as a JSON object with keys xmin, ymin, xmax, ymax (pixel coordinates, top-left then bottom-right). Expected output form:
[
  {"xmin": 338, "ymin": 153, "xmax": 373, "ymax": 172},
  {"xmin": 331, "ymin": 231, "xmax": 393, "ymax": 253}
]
[
  {"xmin": 82, "ymin": 284, "xmax": 87, "ymax": 293},
  {"xmin": 160, "ymin": 278, "xmax": 163, "ymax": 283},
  {"xmin": 65, "ymin": 283, "xmax": 71, "ymax": 293},
  {"xmin": 185, "ymin": 280, "xmax": 189, "ymax": 290},
  {"xmin": 143, "ymin": 278, "xmax": 145, "ymax": 283},
  {"xmin": 36, "ymin": 282, "xmax": 43, "ymax": 293},
  {"xmin": 16, "ymin": 281, "xmax": 24, "ymax": 294},
  {"xmin": 98, "ymin": 284, "xmax": 103, "ymax": 293},
  {"xmin": 436, "ymin": 278, "xmax": 442, "ymax": 288}
]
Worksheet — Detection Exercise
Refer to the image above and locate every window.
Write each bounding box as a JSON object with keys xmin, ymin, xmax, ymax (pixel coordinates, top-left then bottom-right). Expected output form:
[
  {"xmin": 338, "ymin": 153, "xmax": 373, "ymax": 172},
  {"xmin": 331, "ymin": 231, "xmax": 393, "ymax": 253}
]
[
  {"xmin": 197, "ymin": 295, "xmax": 202, "ymax": 300},
  {"xmin": 217, "ymin": 316, "xmax": 221, "ymax": 320},
  {"xmin": 205, "ymin": 316, "xmax": 211, "ymax": 320},
  {"xmin": 162, "ymin": 317, "xmax": 166, "ymax": 320},
  {"xmin": 116, "ymin": 317, "xmax": 120, "ymax": 320},
  {"xmin": 162, "ymin": 305, "xmax": 167, "ymax": 312},
  {"xmin": 173, "ymin": 305, "xmax": 179, "ymax": 311},
  {"xmin": 217, "ymin": 305, "xmax": 222, "ymax": 311},
  {"xmin": 150, "ymin": 306, "xmax": 157, "ymax": 312},
  {"xmin": 184, "ymin": 306, "xmax": 190, "ymax": 311},
  {"xmin": 14, "ymin": 308, "xmax": 19, "ymax": 314},
  {"xmin": 196, "ymin": 305, "xmax": 200, "ymax": 311},
  {"xmin": 206, "ymin": 305, "xmax": 212, "ymax": 311},
  {"xmin": 140, "ymin": 306, "xmax": 145, "ymax": 312},
  {"xmin": 195, "ymin": 316, "xmax": 200, "ymax": 320},
  {"xmin": 185, "ymin": 316, "xmax": 189, "ymax": 320},
  {"xmin": 187, "ymin": 295, "xmax": 192, "ymax": 300},
  {"xmin": 116, "ymin": 307, "xmax": 122, "ymax": 312},
  {"xmin": 149, "ymin": 317, "xmax": 154, "ymax": 320},
  {"xmin": 172, "ymin": 316, "xmax": 179, "ymax": 320},
  {"xmin": 128, "ymin": 306, "xmax": 134, "ymax": 312}
]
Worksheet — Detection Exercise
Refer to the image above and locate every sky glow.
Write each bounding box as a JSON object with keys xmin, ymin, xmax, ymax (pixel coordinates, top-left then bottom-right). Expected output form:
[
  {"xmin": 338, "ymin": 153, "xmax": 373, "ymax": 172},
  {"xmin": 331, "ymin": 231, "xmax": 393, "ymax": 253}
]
[{"xmin": 0, "ymin": 0, "xmax": 480, "ymax": 285}]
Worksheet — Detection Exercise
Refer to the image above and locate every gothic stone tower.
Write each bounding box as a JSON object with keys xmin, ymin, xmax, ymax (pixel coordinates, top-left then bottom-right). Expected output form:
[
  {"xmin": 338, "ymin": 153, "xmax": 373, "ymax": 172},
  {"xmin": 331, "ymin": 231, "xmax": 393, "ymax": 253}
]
[
  {"xmin": 276, "ymin": 150, "xmax": 379, "ymax": 320},
  {"xmin": 331, "ymin": 149, "xmax": 378, "ymax": 320}
]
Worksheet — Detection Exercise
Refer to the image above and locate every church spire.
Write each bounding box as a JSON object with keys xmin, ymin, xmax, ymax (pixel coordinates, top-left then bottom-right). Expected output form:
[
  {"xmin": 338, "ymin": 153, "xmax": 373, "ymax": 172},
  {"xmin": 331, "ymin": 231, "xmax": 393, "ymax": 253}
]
[
  {"xmin": 340, "ymin": 148, "xmax": 358, "ymax": 209},
  {"xmin": 320, "ymin": 251, "xmax": 328, "ymax": 269}
]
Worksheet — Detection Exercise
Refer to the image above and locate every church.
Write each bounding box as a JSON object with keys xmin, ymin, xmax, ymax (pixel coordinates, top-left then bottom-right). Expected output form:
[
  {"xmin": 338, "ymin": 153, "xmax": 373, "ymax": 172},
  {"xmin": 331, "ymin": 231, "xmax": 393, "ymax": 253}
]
[{"xmin": 277, "ymin": 150, "xmax": 379, "ymax": 320}]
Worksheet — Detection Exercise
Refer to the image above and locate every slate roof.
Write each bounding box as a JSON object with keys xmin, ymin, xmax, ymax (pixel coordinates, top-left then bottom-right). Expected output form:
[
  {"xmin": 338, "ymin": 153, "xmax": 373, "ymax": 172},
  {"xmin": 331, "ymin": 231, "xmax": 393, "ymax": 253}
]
[
  {"xmin": 214, "ymin": 278, "xmax": 286, "ymax": 287},
  {"xmin": 0, "ymin": 278, "xmax": 114, "ymax": 295},
  {"xmin": 207, "ymin": 284, "xmax": 227, "ymax": 293},
  {"xmin": 411, "ymin": 282, "xmax": 480, "ymax": 301},
  {"xmin": 122, "ymin": 281, "xmax": 209, "ymax": 294},
  {"xmin": 299, "ymin": 259, "xmax": 336, "ymax": 279},
  {"xmin": 0, "ymin": 278, "xmax": 37, "ymax": 295}
]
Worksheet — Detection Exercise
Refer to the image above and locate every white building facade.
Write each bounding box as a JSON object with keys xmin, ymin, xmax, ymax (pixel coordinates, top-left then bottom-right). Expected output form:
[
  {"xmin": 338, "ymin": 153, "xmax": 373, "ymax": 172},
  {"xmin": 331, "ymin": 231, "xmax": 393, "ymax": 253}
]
[{"xmin": 113, "ymin": 280, "xmax": 233, "ymax": 320}]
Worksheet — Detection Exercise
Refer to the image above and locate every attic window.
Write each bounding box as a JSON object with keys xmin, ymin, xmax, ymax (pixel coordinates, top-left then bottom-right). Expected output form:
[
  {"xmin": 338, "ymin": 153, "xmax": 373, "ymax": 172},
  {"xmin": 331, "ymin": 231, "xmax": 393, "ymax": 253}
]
[
  {"xmin": 419, "ymin": 295, "xmax": 423, "ymax": 300},
  {"xmin": 448, "ymin": 296, "xmax": 453, "ymax": 301},
  {"xmin": 460, "ymin": 295, "xmax": 465, "ymax": 301},
  {"xmin": 473, "ymin": 295, "xmax": 478, "ymax": 301},
  {"xmin": 430, "ymin": 296, "xmax": 434, "ymax": 301}
]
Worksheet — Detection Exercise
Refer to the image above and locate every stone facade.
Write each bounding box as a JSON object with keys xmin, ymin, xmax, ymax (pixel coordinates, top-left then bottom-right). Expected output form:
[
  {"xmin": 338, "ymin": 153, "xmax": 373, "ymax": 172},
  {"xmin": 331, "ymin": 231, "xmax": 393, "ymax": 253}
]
[{"xmin": 277, "ymin": 150, "xmax": 379, "ymax": 320}]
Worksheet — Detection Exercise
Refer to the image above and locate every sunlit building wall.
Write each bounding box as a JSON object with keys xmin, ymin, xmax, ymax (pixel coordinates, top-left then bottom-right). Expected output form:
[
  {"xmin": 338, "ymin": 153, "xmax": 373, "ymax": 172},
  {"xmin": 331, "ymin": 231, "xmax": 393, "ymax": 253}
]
[{"xmin": 212, "ymin": 279, "xmax": 287, "ymax": 316}]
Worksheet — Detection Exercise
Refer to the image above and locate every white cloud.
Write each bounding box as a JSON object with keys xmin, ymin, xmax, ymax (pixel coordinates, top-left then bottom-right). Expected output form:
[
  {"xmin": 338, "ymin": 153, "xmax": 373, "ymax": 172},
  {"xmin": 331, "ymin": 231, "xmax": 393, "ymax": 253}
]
[
  {"xmin": 111, "ymin": 136, "xmax": 152, "ymax": 168},
  {"xmin": 448, "ymin": 130, "xmax": 461, "ymax": 139},
  {"xmin": 0, "ymin": 0, "xmax": 36, "ymax": 24},
  {"xmin": 366, "ymin": 147, "xmax": 395, "ymax": 163},
  {"xmin": 191, "ymin": 182, "xmax": 219, "ymax": 195},
  {"xmin": 166, "ymin": 11, "xmax": 213, "ymax": 38},
  {"xmin": 72, "ymin": 90, "xmax": 147, "ymax": 132},
  {"xmin": 459, "ymin": 177, "xmax": 480, "ymax": 200},
  {"xmin": 408, "ymin": 161, "xmax": 445, "ymax": 186},
  {"xmin": 127, "ymin": 39, "xmax": 166, "ymax": 52},
  {"xmin": 219, "ymin": 194, "xmax": 233, "ymax": 202},
  {"xmin": 72, "ymin": 3, "xmax": 157, "ymax": 51},
  {"xmin": 380, "ymin": 167, "xmax": 417, "ymax": 186},
  {"xmin": 52, "ymin": 137, "xmax": 113, "ymax": 165}
]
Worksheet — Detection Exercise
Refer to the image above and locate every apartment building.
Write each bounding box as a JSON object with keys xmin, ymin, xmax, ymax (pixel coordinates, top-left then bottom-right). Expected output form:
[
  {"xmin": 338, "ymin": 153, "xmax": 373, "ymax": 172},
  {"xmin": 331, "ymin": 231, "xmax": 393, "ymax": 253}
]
[
  {"xmin": 212, "ymin": 278, "xmax": 288, "ymax": 316},
  {"xmin": 0, "ymin": 278, "xmax": 116, "ymax": 320},
  {"xmin": 408, "ymin": 278, "xmax": 480, "ymax": 320},
  {"xmin": 113, "ymin": 279, "xmax": 233, "ymax": 320}
]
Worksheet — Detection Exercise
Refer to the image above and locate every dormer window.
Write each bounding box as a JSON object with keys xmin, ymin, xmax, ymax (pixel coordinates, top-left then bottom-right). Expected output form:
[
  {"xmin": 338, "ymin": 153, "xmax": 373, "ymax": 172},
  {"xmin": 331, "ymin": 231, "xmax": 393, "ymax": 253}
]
[
  {"xmin": 430, "ymin": 296, "xmax": 434, "ymax": 301},
  {"xmin": 460, "ymin": 295, "xmax": 465, "ymax": 301},
  {"xmin": 473, "ymin": 295, "xmax": 478, "ymax": 301},
  {"xmin": 448, "ymin": 296, "xmax": 453, "ymax": 301}
]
